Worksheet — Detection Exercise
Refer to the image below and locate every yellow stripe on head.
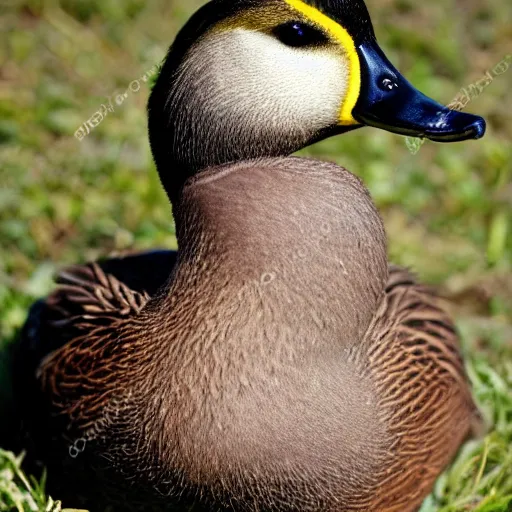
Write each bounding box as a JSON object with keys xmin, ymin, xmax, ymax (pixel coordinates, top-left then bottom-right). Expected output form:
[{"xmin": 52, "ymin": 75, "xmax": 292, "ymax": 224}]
[{"xmin": 284, "ymin": 0, "xmax": 361, "ymax": 125}]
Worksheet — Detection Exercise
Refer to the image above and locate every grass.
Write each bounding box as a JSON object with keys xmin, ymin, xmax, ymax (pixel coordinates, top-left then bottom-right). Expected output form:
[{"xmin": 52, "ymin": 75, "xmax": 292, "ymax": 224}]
[{"xmin": 0, "ymin": 0, "xmax": 511, "ymax": 510}]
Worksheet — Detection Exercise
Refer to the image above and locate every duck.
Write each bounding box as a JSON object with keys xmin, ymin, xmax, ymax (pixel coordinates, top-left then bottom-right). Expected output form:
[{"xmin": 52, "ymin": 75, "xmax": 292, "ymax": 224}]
[{"xmin": 16, "ymin": 0, "xmax": 487, "ymax": 510}]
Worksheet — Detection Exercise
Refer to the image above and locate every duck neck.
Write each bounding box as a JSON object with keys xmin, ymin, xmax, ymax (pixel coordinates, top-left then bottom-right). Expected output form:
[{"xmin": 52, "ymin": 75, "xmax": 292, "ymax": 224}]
[
  {"xmin": 147, "ymin": 17, "xmax": 354, "ymax": 205},
  {"xmin": 148, "ymin": 69, "xmax": 336, "ymax": 205}
]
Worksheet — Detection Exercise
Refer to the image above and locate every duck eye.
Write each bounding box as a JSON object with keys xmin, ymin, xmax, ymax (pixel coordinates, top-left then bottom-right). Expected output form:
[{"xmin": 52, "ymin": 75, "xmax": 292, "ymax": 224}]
[{"xmin": 272, "ymin": 22, "xmax": 328, "ymax": 48}]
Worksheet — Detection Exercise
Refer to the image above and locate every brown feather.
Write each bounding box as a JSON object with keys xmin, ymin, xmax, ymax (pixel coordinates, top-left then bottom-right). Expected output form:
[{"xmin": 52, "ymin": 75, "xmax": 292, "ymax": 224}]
[{"xmin": 16, "ymin": 159, "xmax": 481, "ymax": 511}]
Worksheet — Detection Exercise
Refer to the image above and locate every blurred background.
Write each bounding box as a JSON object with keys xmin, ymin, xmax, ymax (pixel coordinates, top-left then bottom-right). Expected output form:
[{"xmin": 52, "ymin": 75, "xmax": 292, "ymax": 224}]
[{"xmin": 0, "ymin": 0, "xmax": 511, "ymax": 510}]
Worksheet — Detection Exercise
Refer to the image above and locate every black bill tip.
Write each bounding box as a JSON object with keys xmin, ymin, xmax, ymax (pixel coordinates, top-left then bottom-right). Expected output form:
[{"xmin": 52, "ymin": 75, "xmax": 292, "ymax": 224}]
[
  {"xmin": 469, "ymin": 117, "xmax": 486, "ymax": 140},
  {"xmin": 421, "ymin": 111, "xmax": 487, "ymax": 142}
]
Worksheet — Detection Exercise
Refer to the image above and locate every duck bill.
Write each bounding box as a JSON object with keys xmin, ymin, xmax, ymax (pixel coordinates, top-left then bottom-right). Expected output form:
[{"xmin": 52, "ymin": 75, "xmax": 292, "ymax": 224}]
[{"xmin": 352, "ymin": 40, "xmax": 486, "ymax": 142}]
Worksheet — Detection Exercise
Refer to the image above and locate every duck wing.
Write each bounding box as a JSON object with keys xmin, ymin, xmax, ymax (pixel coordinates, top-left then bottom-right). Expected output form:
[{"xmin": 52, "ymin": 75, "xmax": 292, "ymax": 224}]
[
  {"xmin": 13, "ymin": 250, "xmax": 177, "ymax": 459},
  {"xmin": 84, "ymin": 249, "xmax": 178, "ymax": 297},
  {"xmin": 19, "ymin": 250, "xmax": 177, "ymax": 358},
  {"xmin": 365, "ymin": 265, "xmax": 483, "ymax": 512}
]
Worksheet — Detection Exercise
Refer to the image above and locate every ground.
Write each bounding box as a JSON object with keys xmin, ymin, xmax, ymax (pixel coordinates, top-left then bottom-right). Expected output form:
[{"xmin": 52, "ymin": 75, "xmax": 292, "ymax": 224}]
[{"xmin": 0, "ymin": 0, "xmax": 511, "ymax": 510}]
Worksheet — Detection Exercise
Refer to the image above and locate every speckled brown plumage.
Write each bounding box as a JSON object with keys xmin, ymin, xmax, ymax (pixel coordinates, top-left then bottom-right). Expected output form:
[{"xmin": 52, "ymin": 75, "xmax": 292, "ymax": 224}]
[{"xmin": 17, "ymin": 159, "xmax": 481, "ymax": 511}]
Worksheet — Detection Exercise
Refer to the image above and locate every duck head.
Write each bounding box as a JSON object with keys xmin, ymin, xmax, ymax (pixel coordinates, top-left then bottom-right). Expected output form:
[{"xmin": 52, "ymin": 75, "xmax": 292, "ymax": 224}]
[{"xmin": 148, "ymin": 0, "xmax": 486, "ymax": 200}]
